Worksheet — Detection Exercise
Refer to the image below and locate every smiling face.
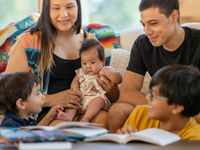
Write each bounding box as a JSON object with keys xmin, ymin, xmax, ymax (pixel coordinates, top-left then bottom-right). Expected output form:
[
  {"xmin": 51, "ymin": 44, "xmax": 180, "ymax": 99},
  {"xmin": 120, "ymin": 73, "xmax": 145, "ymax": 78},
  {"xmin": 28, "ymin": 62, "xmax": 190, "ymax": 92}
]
[
  {"xmin": 81, "ymin": 47, "xmax": 105, "ymax": 75},
  {"xmin": 146, "ymin": 85, "xmax": 173, "ymax": 121},
  {"xmin": 140, "ymin": 7, "xmax": 177, "ymax": 47},
  {"xmin": 23, "ymin": 84, "xmax": 44, "ymax": 115},
  {"xmin": 50, "ymin": 0, "xmax": 78, "ymax": 32}
]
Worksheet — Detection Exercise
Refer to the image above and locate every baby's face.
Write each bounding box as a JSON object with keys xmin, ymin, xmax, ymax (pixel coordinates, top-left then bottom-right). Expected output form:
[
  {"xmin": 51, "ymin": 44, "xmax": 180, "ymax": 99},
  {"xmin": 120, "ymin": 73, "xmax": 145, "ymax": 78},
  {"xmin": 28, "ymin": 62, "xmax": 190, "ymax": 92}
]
[{"xmin": 81, "ymin": 47, "xmax": 104, "ymax": 75}]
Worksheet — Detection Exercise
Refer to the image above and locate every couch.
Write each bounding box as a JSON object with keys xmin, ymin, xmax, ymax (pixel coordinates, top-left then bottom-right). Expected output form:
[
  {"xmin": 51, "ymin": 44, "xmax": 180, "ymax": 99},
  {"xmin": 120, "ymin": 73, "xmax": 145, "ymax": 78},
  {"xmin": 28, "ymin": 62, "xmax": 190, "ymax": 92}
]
[{"xmin": 110, "ymin": 22, "xmax": 200, "ymax": 95}]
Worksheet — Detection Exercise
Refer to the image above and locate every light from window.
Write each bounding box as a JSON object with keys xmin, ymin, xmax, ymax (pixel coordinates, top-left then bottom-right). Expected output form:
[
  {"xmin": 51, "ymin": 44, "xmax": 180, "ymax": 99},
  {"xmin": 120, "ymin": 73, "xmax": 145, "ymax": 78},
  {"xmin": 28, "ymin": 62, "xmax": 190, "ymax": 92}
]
[
  {"xmin": 82, "ymin": 0, "xmax": 142, "ymax": 32},
  {"xmin": 0, "ymin": 0, "xmax": 37, "ymax": 28}
]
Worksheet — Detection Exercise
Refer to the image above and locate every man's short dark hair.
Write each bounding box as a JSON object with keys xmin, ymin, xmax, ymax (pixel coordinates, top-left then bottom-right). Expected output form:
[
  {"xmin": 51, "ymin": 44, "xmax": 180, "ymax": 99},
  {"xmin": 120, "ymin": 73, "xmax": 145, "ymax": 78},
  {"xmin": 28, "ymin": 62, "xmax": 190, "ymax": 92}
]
[
  {"xmin": 150, "ymin": 64, "xmax": 200, "ymax": 117},
  {"xmin": 0, "ymin": 72, "xmax": 40, "ymax": 114},
  {"xmin": 80, "ymin": 38, "xmax": 105, "ymax": 61},
  {"xmin": 139, "ymin": 0, "xmax": 180, "ymax": 22}
]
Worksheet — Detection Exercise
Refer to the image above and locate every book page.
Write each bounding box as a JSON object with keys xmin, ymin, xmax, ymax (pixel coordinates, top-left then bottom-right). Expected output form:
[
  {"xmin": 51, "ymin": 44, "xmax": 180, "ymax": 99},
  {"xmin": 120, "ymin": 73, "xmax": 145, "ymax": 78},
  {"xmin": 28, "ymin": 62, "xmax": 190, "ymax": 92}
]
[
  {"xmin": 129, "ymin": 128, "xmax": 181, "ymax": 146},
  {"xmin": 85, "ymin": 134, "xmax": 130, "ymax": 144},
  {"xmin": 61, "ymin": 126, "xmax": 108, "ymax": 137},
  {"xmin": 85, "ymin": 128, "xmax": 180, "ymax": 146}
]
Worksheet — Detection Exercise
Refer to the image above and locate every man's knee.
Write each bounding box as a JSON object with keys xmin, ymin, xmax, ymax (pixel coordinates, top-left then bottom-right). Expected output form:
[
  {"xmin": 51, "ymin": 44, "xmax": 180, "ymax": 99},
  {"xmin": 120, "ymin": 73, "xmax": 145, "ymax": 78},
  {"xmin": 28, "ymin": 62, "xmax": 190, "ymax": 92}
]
[
  {"xmin": 108, "ymin": 102, "xmax": 134, "ymax": 132},
  {"xmin": 91, "ymin": 111, "xmax": 108, "ymax": 129},
  {"xmin": 109, "ymin": 102, "xmax": 134, "ymax": 117}
]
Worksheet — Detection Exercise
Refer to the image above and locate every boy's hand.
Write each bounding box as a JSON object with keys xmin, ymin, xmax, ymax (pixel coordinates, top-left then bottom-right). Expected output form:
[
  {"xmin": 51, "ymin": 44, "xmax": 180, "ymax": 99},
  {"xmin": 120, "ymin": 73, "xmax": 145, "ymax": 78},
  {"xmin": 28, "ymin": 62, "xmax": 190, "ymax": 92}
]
[{"xmin": 116, "ymin": 125, "xmax": 138, "ymax": 134}]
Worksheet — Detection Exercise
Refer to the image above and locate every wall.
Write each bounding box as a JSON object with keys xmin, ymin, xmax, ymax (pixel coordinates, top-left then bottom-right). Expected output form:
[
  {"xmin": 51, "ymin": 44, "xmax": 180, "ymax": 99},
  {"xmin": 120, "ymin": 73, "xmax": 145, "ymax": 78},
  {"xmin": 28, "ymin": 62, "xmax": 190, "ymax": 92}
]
[{"xmin": 179, "ymin": 0, "xmax": 200, "ymax": 23}]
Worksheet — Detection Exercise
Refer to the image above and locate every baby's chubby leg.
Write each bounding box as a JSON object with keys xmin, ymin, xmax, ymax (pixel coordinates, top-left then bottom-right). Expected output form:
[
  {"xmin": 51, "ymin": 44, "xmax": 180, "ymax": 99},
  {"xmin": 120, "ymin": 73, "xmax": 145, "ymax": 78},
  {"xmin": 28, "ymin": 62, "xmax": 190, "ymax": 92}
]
[
  {"xmin": 81, "ymin": 97, "xmax": 105, "ymax": 122},
  {"xmin": 56, "ymin": 109, "xmax": 76, "ymax": 121}
]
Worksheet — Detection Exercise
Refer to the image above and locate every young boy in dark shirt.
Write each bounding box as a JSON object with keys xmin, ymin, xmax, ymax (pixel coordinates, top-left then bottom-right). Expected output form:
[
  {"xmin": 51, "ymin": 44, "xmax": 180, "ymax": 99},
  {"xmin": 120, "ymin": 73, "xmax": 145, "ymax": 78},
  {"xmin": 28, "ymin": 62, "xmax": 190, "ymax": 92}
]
[{"xmin": 0, "ymin": 72, "xmax": 60, "ymax": 127}]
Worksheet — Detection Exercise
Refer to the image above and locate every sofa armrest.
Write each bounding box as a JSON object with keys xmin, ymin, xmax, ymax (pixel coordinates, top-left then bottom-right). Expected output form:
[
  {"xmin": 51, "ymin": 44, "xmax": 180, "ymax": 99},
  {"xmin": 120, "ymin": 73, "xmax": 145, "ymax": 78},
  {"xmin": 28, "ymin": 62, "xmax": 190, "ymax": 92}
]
[{"xmin": 110, "ymin": 48, "xmax": 151, "ymax": 95}]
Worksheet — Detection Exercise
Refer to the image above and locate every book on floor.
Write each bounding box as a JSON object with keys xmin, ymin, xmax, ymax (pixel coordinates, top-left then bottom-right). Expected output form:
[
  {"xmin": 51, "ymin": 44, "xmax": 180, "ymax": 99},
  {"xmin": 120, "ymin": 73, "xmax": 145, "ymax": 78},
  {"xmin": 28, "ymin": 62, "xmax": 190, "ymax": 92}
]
[
  {"xmin": 84, "ymin": 128, "xmax": 181, "ymax": 146},
  {"xmin": 18, "ymin": 141, "xmax": 72, "ymax": 150}
]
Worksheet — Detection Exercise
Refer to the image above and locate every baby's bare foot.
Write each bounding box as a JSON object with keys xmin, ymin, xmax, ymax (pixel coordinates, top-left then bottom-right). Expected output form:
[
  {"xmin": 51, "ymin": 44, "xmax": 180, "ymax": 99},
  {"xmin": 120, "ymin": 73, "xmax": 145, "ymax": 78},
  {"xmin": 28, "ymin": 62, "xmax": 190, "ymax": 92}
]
[{"xmin": 57, "ymin": 111, "xmax": 73, "ymax": 121}]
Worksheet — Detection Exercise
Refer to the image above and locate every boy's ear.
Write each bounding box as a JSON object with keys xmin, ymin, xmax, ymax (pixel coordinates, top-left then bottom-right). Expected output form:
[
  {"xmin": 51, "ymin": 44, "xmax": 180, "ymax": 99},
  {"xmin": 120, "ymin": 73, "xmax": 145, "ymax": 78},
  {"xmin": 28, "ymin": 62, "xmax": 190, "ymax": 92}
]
[
  {"xmin": 171, "ymin": 104, "xmax": 184, "ymax": 114},
  {"xmin": 16, "ymin": 98, "xmax": 26, "ymax": 110}
]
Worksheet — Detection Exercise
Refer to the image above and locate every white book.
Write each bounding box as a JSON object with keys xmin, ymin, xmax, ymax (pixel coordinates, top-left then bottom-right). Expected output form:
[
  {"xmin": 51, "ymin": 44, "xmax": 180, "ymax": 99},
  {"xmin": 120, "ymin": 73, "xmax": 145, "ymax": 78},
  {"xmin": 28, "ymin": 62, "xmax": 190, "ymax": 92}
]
[
  {"xmin": 21, "ymin": 121, "xmax": 102, "ymax": 131},
  {"xmin": 21, "ymin": 121, "xmax": 108, "ymax": 138},
  {"xmin": 61, "ymin": 126, "xmax": 108, "ymax": 137},
  {"xmin": 85, "ymin": 128, "xmax": 181, "ymax": 146},
  {"xmin": 18, "ymin": 141, "xmax": 72, "ymax": 150}
]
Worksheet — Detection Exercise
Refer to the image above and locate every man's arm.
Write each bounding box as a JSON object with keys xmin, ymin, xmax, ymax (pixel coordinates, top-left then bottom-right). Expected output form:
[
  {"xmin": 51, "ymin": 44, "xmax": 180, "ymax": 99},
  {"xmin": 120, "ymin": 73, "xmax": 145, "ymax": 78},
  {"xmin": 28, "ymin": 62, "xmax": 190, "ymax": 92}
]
[
  {"xmin": 119, "ymin": 70, "xmax": 148, "ymax": 106},
  {"xmin": 99, "ymin": 67, "xmax": 122, "ymax": 84}
]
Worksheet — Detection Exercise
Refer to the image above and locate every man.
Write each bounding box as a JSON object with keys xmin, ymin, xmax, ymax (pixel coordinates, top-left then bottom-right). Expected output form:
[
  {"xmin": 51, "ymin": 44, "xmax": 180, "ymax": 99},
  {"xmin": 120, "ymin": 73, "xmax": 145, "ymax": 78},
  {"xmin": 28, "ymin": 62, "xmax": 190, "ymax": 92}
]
[{"xmin": 108, "ymin": 0, "xmax": 200, "ymax": 133}]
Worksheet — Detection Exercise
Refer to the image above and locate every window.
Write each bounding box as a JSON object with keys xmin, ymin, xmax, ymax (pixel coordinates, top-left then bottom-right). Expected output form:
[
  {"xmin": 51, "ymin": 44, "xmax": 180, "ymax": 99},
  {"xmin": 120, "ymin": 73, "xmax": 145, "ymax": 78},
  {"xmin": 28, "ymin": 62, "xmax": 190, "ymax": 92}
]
[
  {"xmin": 0, "ymin": 0, "xmax": 142, "ymax": 32},
  {"xmin": 82, "ymin": 0, "xmax": 142, "ymax": 32},
  {"xmin": 0, "ymin": 0, "xmax": 37, "ymax": 28}
]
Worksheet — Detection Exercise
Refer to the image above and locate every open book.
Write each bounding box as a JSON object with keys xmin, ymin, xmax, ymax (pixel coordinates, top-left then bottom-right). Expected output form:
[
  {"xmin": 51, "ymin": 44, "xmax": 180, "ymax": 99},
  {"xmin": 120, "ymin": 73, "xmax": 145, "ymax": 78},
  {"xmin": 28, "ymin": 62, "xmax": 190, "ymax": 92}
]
[
  {"xmin": 21, "ymin": 121, "xmax": 108, "ymax": 139},
  {"xmin": 85, "ymin": 128, "xmax": 181, "ymax": 146},
  {"xmin": 21, "ymin": 121, "xmax": 102, "ymax": 131}
]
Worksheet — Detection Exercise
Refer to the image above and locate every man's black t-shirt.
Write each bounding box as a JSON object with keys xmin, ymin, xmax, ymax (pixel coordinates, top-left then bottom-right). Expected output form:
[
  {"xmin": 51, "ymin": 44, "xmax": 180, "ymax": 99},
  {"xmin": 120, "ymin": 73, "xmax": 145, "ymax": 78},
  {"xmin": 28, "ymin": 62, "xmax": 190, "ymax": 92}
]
[{"xmin": 127, "ymin": 27, "xmax": 200, "ymax": 77}]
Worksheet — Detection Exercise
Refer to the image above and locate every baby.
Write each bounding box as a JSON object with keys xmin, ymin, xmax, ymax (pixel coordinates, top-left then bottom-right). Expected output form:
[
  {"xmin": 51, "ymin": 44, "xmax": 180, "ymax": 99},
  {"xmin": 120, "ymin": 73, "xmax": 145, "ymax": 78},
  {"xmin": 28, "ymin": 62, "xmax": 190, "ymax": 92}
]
[{"xmin": 56, "ymin": 38, "xmax": 122, "ymax": 122}]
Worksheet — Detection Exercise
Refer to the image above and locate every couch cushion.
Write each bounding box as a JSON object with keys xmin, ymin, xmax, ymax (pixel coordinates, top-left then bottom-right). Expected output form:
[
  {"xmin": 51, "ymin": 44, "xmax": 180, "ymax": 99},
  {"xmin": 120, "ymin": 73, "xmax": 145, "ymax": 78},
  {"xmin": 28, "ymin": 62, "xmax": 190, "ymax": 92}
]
[
  {"xmin": 120, "ymin": 28, "xmax": 143, "ymax": 50},
  {"xmin": 181, "ymin": 22, "xmax": 200, "ymax": 29},
  {"xmin": 110, "ymin": 48, "xmax": 151, "ymax": 94}
]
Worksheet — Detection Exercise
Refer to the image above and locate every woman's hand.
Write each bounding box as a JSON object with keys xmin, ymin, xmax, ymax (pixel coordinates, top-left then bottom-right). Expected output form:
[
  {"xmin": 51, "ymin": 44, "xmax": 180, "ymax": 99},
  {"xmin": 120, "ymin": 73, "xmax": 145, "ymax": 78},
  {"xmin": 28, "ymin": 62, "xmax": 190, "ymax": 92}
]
[
  {"xmin": 116, "ymin": 125, "xmax": 137, "ymax": 134},
  {"xmin": 44, "ymin": 89, "xmax": 82, "ymax": 109},
  {"xmin": 96, "ymin": 75, "xmax": 119, "ymax": 103}
]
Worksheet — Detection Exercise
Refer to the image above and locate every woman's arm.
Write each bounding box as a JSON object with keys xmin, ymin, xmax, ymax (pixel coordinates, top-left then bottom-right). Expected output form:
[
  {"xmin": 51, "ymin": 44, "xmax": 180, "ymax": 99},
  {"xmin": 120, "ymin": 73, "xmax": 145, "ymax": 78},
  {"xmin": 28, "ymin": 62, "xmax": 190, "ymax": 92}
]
[
  {"xmin": 5, "ymin": 38, "xmax": 30, "ymax": 73},
  {"xmin": 70, "ymin": 75, "xmax": 80, "ymax": 91}
]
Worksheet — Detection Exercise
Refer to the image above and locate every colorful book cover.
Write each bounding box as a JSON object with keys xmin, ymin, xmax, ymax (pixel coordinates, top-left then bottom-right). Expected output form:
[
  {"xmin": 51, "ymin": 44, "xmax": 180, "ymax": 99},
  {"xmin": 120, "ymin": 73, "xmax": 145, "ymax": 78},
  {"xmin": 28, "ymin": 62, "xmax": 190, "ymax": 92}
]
[{"xmin": 0, "ymin": 129, "xmax": 68, "ymax": 144}]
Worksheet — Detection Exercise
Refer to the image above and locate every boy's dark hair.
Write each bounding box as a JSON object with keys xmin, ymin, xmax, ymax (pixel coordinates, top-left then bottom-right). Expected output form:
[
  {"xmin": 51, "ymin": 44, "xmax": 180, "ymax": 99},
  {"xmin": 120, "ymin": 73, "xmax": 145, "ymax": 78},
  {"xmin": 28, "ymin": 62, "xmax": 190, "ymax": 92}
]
[
  {"xmin": 139, "ymin": 0, "xmax": 180, "ymax": 23},
  {"xmin": 0, "ymin": 72, "xmax": 40, "ymax": 114},
  {"xmin": 150, "ymin": 64, "xmax": 200, "ymax": 117},
  {"xmin": 80, "ymin": 38, "xmax": 105, "ymax": 61}
]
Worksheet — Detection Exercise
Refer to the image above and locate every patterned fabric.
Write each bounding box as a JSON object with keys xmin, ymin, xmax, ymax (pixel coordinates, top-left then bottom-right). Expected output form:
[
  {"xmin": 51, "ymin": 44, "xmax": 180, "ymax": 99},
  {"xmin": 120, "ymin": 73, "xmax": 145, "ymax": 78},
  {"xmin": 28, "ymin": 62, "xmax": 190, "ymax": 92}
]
[
  {"xmin": 84, "ymin": 23, "xmax": 119, "ymax": 65},
  {"xmin": 0, "ymin": 13, "xmax": 39, "ymax": 73}
]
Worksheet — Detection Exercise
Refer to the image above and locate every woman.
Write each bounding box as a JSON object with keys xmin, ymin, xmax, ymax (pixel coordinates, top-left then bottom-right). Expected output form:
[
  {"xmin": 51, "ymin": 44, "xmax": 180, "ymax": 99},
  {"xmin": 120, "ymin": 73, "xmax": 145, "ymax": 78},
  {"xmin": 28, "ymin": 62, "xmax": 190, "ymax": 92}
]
[{"xmin": 5, "ymin": 0, "xmax": 118, "ymax": 127}]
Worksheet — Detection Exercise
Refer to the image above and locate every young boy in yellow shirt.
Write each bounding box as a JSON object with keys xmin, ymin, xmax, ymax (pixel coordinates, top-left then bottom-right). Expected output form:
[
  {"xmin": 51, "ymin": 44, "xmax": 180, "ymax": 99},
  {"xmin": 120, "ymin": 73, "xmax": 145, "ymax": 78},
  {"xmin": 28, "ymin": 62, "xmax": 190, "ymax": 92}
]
[{"xmin": 117, "ymin": 65, "xmax": 200, "ymax": 140}]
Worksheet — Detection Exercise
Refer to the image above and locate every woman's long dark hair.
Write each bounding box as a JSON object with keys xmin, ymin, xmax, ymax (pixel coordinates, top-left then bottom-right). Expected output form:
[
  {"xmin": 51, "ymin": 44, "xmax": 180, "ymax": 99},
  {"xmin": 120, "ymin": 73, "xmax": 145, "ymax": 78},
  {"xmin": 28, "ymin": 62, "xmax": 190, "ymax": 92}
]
[{"xmin": 31, "ymin": 0, "xmax": 82, "ymax": 74}]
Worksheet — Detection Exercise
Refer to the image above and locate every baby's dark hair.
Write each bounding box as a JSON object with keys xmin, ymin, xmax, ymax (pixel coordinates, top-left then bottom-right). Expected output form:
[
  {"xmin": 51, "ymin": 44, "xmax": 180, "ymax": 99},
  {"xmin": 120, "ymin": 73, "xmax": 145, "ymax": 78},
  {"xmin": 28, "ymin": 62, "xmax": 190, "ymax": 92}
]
[
  {"xmin": 80, "ymin": 38, "xmax": 105, "ymax": 61},
  {"xmin": 150, "ymin": 64, "xmax": 200, "ymax": 117},
  {"xmin": 0, "ymin": 72, "xmax": 40, "ymax": 114}
]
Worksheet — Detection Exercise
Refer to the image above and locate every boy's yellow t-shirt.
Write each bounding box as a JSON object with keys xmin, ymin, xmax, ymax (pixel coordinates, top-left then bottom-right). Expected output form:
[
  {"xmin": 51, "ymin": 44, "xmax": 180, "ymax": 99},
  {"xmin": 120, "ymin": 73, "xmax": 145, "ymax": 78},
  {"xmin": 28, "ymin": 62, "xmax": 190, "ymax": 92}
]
[{"xmin": 124, "ymin": 105, "xmax": 200, "ymax": 140}]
